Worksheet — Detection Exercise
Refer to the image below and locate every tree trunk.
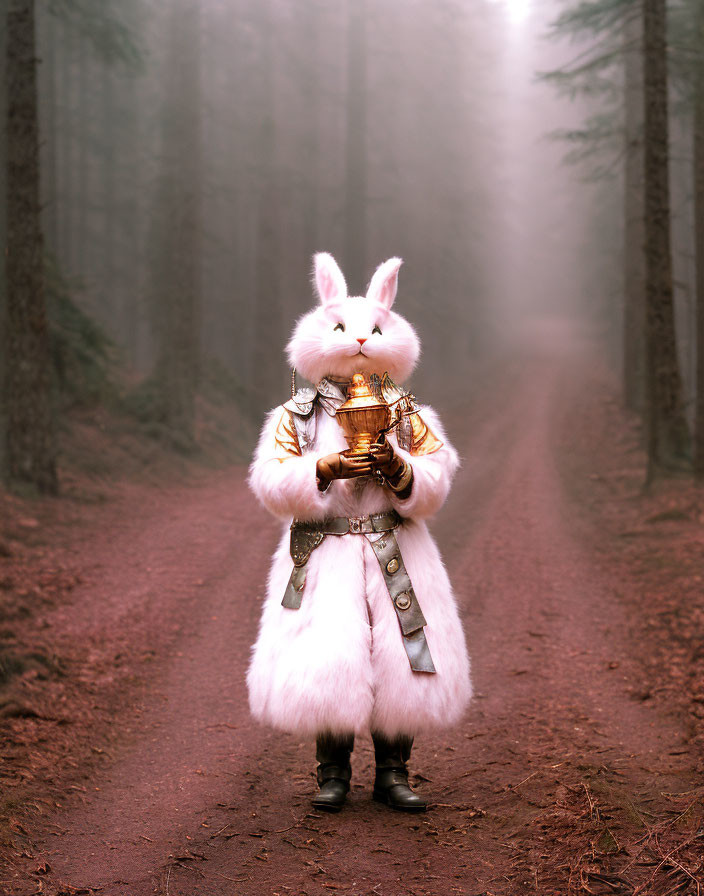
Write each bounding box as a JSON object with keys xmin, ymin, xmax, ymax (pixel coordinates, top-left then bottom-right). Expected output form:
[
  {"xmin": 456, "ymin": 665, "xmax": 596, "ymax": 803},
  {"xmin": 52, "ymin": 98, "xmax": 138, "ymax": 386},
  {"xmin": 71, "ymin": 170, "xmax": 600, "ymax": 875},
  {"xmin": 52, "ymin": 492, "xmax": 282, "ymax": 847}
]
[
  {"xmin": 74, "ymin": 28, "xmax": 88, "ymax": 278},
  {"xmin": 345, "ymin": 0, "xmax": 367, "ymax": 289},
  {"xmin": 149, "ymin": 0, "xmax": 201, "ymax": 444},
  {"xmin": 0, "ymin": 0, "xmax": 8, "ymax": 408},
  {"xmin": 37, "ymin": 2, "xmax": 60, "ymax": 257},
  {"xmin": 101, "ymin": 58, "xmax": 117, "ymax": 334},
  {"xmin": 124, "ymin": 66, "xmax": 143, "ymax": 371},
  {"xmin": 301, "ymin": 0, "xmax": 320, "ymax": 261},
  {"xmin": 250, "ymin": 0, "xmax": 283, "ymax": 409},
  {"xmin": 4, "ymin": 0, "xmax": 57, "ymax": 493},
  {"xmin": 622, "ymin": 14, "xmax": 646, "ymax": 412},
  {"xmin": 642, "ymin": 0, "xmax": 689, "ymax": 480},
  {"xmin": 60, "ymin": 17, "xmax": 74, "ymax": 273},
  {"xmin": 694, "ymin": 7, "xmax": 704, "ymax": 477}
]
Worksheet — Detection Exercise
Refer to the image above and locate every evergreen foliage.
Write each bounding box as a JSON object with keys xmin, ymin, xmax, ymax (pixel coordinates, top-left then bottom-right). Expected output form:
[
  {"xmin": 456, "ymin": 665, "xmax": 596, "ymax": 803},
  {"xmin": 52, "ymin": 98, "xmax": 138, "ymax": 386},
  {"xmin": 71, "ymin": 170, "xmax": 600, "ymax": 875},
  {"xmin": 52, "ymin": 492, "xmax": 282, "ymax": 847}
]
[
  {"xmin": 547, "ymin": 113, "xmax": 623, "ymax": 181},
  {"xmin": 539, "ymin": 0, "xmax": 638, "ymax": 179},
  {"xmin": 45, "ymin": 257, "xmax": 115, "ymax": 406},
  {"xmin": 45, "ymin": 0, "xmax": 143, "ymax": 68},
  {"xmin": 121, "ymin": 357, "xmax": 253, "ymax": 456}
]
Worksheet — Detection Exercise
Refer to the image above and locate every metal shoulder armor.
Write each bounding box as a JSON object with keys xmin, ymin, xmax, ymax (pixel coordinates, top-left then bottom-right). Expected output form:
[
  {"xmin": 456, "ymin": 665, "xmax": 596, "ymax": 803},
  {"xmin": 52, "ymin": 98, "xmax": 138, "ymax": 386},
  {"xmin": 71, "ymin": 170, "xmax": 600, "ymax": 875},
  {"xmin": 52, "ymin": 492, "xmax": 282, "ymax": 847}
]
[
  {"xmin": 282, "ymin": 387, "xmax": 318, "ymax": 453},
  {"xmin": 372, "ymin": 373, "xmax": 442, "ymax": 455}
]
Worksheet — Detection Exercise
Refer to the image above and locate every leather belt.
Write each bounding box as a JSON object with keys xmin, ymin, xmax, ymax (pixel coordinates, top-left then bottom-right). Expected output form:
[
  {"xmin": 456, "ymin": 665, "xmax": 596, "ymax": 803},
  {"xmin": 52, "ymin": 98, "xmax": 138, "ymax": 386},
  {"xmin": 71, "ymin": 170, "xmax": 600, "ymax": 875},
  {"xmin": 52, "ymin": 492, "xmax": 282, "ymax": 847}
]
[
  {"xmin": 292, "ymin": 509, "xmax": 402, "ymax": 537},
  {"xmin": 282, "ymin": 510, "xmax": 435, "ymax": 674}
]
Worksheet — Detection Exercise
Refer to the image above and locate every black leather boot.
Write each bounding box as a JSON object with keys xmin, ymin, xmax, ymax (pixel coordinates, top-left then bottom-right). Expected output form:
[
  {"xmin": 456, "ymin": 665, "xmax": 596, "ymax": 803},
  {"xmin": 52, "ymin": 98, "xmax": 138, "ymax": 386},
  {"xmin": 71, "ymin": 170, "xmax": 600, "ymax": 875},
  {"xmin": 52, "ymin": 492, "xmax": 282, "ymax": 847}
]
[
  {"xmin": 372, "ymin": 732, "xmax": 427, "ymax": 812},
  {"xmin": 311, "ymin": 732, "xmax": 354, "ymax": 812}
]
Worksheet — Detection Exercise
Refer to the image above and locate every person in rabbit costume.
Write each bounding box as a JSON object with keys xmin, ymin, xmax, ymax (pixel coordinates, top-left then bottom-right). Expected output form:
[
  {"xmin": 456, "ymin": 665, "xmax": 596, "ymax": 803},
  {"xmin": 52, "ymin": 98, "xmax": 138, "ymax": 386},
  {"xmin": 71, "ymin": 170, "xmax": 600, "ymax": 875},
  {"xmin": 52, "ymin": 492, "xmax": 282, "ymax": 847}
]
[{"xmin": 247, "ymin": 252, "xmax": 471, "ymax": 812}]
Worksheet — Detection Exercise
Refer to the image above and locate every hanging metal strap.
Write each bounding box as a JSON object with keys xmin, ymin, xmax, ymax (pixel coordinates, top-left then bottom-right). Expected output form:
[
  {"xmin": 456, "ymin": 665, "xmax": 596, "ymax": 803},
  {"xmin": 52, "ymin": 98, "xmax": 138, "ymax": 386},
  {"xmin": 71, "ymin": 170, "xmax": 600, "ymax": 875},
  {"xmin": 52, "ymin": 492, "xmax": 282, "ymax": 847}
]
[
  {"xmin": 282, "ymin": 529, "xmax": 325, "ymax": 609},
  {"xmin": 365, "ymin": 531, "xmax": 436, "ymax": 674}
]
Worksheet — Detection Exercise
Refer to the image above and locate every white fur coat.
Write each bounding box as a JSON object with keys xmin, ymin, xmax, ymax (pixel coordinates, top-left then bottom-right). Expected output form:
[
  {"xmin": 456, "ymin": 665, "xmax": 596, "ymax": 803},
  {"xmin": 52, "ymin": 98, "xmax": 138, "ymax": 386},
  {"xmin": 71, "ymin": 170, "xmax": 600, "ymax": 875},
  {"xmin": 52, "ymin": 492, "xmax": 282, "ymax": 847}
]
[{"xmin": 246, "ymin": 401, "xmax": 472, "ymax": 738}]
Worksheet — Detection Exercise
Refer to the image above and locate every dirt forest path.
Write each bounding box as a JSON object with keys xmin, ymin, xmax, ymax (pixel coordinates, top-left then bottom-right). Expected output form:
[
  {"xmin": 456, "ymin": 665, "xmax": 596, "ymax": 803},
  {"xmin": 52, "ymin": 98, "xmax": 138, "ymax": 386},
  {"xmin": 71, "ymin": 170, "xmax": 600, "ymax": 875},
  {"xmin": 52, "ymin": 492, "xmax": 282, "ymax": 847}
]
[{"xmin": 5, "ymin": 323, "xmax": 700, "ymax": 895}]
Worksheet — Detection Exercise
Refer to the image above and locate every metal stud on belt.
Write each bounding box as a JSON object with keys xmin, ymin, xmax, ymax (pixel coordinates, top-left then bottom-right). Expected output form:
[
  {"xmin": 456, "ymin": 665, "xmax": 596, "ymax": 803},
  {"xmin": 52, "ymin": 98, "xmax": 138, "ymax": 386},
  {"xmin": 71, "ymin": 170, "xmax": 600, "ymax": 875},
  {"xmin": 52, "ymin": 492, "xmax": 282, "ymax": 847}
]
[{"xmin": 395, "ymin": 592, "xmax": 412, "ymax": 610}]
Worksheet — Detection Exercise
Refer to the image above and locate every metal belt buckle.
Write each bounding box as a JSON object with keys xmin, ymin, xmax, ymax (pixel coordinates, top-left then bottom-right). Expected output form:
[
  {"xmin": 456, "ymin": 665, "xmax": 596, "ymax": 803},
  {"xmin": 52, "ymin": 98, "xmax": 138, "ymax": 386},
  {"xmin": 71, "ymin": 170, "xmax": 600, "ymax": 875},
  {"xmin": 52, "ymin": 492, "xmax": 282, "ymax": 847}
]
[
  {"xmin": 349, "ymin": 516, "xmax": 363, "ymax": 533},
  {"xmin": 371, "ymin": 512, "xmax": 387, "ymax": 532}
]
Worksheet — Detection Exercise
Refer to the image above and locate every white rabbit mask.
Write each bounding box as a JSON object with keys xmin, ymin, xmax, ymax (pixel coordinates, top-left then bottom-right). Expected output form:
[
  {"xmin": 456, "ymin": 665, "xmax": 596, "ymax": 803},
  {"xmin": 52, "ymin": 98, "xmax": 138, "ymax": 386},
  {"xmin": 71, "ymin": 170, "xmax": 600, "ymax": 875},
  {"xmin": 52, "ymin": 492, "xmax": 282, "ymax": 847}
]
[{"xmin": 286, "ymin": 253, "xmax": 421, "ymax": 386}]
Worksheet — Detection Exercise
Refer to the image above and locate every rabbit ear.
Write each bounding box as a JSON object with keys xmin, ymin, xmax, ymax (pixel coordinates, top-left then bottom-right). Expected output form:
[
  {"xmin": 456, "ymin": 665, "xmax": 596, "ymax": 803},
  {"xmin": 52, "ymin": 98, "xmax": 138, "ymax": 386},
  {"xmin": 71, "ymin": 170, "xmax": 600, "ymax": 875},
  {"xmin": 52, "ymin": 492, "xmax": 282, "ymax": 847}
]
[
  {"xmin": 313, "ymin": 252, "xmax": 347, "ymax": 306},
  {"xmin": 367, "ymin": 257, "xmax": 403, "ymax": 309}
]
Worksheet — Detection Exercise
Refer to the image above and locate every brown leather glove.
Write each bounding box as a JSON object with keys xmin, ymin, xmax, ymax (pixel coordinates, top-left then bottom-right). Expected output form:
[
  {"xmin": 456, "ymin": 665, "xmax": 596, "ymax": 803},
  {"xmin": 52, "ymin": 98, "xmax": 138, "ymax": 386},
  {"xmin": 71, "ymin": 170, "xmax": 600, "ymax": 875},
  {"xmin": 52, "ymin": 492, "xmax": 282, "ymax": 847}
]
[
  {"xmin": 369, "ymin": 438, "xmax": 404, "ymax": 478},
  {"xmin": 370, "ymin": 437, "xmax": 414, "ymax": 498},
  {"xmin": 316, "ymin": 452, "xmax": 374, "ymax": 492}
]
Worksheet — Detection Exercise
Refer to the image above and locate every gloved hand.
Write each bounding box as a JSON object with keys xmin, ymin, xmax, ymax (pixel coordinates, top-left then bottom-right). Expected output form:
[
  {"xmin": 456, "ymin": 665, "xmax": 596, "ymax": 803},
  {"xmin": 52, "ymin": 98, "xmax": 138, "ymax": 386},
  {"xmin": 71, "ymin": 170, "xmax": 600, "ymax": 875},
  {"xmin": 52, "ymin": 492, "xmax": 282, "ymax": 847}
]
[
  {"xmin": 369, "ymin": 437, "xmax": 405, "ymax": 479},
  {"xmin": 316, "ymin": 452, "xmax": 374, "ymax": 491},
  {"xmin": 370, "ymin": 436, "xmax": 413, "ymax": 498}
]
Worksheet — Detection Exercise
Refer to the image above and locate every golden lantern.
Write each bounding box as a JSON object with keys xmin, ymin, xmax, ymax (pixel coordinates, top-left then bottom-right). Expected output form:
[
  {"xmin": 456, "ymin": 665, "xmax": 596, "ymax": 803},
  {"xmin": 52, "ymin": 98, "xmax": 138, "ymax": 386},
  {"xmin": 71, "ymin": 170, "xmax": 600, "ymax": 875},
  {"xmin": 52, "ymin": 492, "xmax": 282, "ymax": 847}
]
[{"xmin": 335, "ymin": 374, "xmax": 392, "ymax": 457}]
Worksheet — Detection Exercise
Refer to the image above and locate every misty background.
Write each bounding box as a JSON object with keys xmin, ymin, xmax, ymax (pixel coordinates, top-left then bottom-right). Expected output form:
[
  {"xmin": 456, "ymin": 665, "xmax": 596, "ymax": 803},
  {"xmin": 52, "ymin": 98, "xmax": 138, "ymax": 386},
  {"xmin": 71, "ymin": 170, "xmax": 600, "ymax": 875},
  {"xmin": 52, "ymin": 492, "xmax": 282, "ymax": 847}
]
[{"xmin": 0, "ymin": 0, "xmax": 701, "ymax": 485}]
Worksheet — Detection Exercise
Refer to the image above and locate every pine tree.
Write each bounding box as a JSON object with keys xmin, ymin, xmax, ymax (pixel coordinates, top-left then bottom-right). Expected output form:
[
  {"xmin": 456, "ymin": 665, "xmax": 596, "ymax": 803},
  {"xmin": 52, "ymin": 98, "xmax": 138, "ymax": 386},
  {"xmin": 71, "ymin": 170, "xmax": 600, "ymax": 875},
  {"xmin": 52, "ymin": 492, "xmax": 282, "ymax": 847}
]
[
  {"xmin": 542, "ymin": 0, "xmax": 690, "ymax": 477},
  {"xmin": 692, "ymin": 1, "xmax": 704, "ymax": 476},
  {"xmin": 541, "ymin": 0, "xmax": 644, "ymax": 408},
  {"xmin": 622, "ymin": 13, "xmax": 646, "ymax": 412},
  {"xmin": 345, "ymin": 0, "xmax": 367, "ymax": 287},
  {"xmin": 250, "ymin": 0, "xmax": 283, "ymax": 410},
  {"xmin": 147, "ymin": 0, "xmax": 202, "ymax": 445},
  {"xmin": 4, "ymin": 0, "xmax": 58, "ymax": 493},
  {"xmin": 642, "ymin": 0, "xmax": 689, "ymax": 478}
]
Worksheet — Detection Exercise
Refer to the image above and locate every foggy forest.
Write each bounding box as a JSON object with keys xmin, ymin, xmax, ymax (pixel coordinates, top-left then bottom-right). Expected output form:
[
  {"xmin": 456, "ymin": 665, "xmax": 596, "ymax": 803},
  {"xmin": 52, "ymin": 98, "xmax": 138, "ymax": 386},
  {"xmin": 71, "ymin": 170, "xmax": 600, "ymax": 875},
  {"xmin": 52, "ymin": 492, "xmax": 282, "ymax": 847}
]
[{"xmin": 1, "ymin": 0, "xmax": 704, "ymax": 893}]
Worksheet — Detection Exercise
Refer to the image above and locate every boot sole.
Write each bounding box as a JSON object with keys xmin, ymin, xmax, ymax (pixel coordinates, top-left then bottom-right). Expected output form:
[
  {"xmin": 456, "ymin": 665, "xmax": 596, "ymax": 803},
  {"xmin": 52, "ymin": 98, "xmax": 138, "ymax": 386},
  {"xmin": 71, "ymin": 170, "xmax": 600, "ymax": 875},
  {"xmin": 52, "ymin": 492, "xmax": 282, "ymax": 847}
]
[
  {"xmin": 311, "ymin": 798, "xmax": 345, "ymax": 813},
  {"xmin": 372, "ymin": 790, "xmax": 427, "ymax": 812}
]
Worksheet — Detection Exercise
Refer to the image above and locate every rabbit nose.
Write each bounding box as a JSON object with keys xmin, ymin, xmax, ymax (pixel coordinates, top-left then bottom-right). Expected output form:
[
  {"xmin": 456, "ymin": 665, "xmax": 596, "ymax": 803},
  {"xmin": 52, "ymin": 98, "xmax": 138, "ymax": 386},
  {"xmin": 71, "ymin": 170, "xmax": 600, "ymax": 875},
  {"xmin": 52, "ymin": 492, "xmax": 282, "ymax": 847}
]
[{"xmin": 357, "ymin": 338, "xmax": 367, "ymax": 347}]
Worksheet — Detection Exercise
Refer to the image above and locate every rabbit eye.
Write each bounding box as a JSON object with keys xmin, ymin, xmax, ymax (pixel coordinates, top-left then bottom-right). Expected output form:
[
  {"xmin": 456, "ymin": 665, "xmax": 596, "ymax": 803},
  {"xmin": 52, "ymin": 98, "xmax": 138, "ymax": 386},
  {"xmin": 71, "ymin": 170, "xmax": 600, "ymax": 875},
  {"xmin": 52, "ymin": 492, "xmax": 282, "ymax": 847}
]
[
  {"xmin": 372, "ymin": 325, "xmax": 382, "ymax": 335},
  {"xmin": 334, "ymin": 322, "xmax": 345, "ymax": 332}
]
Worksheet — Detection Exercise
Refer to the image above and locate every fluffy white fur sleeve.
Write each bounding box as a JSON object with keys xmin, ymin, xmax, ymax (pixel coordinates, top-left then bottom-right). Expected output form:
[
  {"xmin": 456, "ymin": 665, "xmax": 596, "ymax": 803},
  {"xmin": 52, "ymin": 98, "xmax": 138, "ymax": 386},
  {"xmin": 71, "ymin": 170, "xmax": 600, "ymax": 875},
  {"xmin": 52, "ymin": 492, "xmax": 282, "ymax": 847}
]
[
  {"xmin": 248, "ymin": 407, "xmax": 331, "ymax": 521},
  {"xmin": 388, "ymin": 405, "xmax": 459, "ymax": 520}
]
